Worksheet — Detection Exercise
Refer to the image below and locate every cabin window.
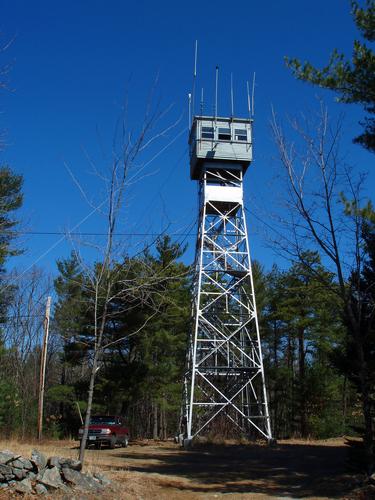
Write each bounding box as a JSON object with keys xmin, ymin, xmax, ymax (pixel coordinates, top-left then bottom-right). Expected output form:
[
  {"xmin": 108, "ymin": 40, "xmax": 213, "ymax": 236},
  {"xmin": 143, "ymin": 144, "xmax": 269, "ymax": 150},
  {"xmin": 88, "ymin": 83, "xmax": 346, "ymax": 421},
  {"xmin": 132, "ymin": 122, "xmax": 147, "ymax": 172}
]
[
  {"xmin": 201, "ymin": 126, "xmax": 214, "ymax": 139},
  {"xmin": 218, "ymin": 128, "xmax": 231, "ymax": 140},
  {"xmin": 235, "ymin": 129, "xmax": 247, "ymax": 141}
]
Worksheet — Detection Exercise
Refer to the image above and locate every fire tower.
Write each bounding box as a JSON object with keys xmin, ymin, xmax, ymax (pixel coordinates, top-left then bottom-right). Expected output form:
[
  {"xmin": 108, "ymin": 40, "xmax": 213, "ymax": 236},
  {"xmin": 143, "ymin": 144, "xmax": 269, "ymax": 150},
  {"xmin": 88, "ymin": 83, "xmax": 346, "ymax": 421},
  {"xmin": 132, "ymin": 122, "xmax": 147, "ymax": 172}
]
[{"xmin": 182, "ymin": 114, "xmax": 273, "ymax": 445}]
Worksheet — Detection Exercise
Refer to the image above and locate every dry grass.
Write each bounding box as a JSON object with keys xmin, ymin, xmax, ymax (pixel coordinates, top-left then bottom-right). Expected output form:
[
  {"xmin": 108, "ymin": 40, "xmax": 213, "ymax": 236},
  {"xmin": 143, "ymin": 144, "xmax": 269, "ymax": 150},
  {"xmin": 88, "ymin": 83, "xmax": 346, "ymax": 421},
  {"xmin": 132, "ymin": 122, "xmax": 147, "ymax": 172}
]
[
  {"xmin": 0, "ymin": 437, "xmax": 363, "ymax": 499},
  {"xmin": 0, "ymin": 438, "xmax": 158, "ymax": 499}
]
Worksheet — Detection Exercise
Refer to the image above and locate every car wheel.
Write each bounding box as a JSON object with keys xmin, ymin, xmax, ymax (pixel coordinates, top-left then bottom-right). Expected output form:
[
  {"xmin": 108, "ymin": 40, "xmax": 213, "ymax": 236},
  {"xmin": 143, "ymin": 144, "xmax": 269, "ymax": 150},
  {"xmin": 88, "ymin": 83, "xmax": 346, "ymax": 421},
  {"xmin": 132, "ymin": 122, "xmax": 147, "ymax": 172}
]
[
  {"xmin": 122, "ymin": 437, "xmax": 129, "ymax": 448},
  {"xmin": 109, "ymin": 436, "xmax": 116, "ymax": 449}
]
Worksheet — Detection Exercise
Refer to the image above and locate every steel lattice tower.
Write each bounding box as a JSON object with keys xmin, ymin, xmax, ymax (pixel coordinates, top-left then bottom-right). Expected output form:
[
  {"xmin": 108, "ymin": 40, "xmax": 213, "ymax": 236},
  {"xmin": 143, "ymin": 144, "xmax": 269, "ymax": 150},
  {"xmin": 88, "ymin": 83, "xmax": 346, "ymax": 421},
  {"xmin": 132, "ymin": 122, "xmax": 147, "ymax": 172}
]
[{"xmin": 182, "ymin": 115, "xmax": 273, "ymax": 445}]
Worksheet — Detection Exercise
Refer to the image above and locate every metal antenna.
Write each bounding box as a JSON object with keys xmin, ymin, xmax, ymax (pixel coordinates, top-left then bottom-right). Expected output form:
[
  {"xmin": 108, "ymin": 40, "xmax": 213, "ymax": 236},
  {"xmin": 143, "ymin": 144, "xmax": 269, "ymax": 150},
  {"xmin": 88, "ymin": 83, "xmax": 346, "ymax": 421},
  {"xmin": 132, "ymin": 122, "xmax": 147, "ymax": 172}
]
[
  {"xmin": 230, "ymin": 73, "xmax": 234, "ymax": 117},
  {"xmin": 200, "ymin": 87, "xmax": 204, "ymax": 115},
  {"xmin": 246, "ymin": 80, "xmax": 251, "ymax": 117},
  {"xmin": 215, "ymin": 65, "xmax": 219, "ymax": 120},
  {"xmin": 251, "ymin": 72, "xmax": 256, "ymax": 117},
  {"xmin": 188, "ymin": 93, "xmax": 192, "ymax": 130},
  {"xmin": 192, "ymin": 40, "xmax": 198, "ymax": 119}
]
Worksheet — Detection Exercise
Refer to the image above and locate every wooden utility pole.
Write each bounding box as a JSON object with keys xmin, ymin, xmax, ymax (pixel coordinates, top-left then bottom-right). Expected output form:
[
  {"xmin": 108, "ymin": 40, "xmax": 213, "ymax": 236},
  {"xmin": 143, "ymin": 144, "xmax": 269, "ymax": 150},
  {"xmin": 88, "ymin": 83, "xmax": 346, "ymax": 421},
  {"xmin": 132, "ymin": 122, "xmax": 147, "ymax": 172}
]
[{"xmin": 37, "ymin": 296, "xmax": 52, "ymax": 441}]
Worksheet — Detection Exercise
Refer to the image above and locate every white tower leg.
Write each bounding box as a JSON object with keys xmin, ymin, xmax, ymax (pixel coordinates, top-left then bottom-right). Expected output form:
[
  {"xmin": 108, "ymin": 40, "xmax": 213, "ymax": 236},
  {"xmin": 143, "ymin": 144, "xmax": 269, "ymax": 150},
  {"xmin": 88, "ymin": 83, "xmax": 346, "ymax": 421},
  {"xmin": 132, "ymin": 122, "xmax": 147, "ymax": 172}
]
[{"xmin": 183, "ymin": 166, "xmax": 272, "ymax": 443}]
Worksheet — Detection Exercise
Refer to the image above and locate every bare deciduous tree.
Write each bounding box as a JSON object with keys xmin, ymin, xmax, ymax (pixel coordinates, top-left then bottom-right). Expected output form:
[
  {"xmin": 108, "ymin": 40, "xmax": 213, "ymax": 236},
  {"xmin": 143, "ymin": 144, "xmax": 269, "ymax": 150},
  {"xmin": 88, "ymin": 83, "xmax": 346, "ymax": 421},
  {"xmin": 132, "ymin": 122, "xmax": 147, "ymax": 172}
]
[
  {"xmin": 270, "ymin": 101, "xmax": 374, "ymax": 471},
  {"xmin": 2, "ymin": 268, "xmax": 52, "ymax": 438},
  {"xmin": 68, "ymin": 99, "xmax": 182, "ymax": 464}
]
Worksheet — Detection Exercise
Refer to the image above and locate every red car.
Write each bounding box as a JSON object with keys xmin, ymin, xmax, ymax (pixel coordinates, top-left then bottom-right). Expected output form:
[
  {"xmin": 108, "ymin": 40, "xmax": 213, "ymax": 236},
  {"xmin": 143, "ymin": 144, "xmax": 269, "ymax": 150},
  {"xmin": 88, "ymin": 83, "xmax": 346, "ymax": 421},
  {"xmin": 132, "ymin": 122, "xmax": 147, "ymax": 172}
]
[{"xmin": 78, "ymin": 415, "xmax": 130, "ymax": 449}]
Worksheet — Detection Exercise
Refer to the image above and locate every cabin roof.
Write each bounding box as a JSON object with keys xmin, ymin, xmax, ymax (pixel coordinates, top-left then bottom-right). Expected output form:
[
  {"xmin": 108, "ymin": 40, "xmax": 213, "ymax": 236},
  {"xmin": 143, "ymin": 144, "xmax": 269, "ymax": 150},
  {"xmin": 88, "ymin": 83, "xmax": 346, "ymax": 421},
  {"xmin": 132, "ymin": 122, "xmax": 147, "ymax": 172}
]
[{"xmin": 192, "ymin": 115, "xmax": 253, "ymax": 124}]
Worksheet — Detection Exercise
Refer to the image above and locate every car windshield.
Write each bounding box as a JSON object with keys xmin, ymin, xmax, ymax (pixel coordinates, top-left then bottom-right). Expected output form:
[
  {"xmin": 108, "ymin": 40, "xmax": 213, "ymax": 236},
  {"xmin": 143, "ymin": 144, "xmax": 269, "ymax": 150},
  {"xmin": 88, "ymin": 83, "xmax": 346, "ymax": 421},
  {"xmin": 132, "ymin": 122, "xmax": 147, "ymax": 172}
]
[{"xmin": 89, "ymin": 416, "xmax": 116, "ymax": 425}]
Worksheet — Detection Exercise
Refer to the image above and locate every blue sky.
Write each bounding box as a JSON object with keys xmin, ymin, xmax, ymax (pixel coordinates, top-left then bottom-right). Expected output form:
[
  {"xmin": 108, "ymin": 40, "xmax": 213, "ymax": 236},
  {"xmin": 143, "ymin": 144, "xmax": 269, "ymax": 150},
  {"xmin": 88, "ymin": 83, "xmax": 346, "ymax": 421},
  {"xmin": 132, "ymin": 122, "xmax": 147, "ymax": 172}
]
[{"xmin": 1, "ymin": 0, "xmax": 373, "ymax": 276}]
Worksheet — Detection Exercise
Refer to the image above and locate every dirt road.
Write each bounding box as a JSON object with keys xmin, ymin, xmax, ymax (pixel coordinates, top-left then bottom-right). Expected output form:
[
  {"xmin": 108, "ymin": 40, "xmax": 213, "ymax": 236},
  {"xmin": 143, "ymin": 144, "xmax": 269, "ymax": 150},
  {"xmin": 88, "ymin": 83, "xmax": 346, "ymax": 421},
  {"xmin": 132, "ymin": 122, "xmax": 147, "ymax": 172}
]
[
  {"xmin": 0, "ymin": 438, "xmax": 361, "ymax": 499},
  {"xmin": 86, "ymin": 438, "xmax": 358, "ymax": 499}
]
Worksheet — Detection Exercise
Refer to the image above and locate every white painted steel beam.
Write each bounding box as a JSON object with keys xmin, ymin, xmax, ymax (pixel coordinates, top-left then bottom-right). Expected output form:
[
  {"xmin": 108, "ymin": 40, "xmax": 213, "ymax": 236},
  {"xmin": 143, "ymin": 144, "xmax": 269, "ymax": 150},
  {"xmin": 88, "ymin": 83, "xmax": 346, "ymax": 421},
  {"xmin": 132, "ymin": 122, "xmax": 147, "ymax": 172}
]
[{"xmin": 182, "ymin": 116, "xmax": 273, "ymax": 445}]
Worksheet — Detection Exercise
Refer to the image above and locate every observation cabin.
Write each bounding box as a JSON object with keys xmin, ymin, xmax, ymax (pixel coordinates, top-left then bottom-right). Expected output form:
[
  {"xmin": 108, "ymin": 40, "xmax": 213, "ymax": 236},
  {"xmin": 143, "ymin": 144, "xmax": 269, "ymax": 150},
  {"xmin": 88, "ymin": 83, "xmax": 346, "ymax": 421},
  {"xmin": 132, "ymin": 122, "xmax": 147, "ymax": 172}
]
[{"xmin": 189, "ymin": 116, "xmax": 253, "ymax": 180}]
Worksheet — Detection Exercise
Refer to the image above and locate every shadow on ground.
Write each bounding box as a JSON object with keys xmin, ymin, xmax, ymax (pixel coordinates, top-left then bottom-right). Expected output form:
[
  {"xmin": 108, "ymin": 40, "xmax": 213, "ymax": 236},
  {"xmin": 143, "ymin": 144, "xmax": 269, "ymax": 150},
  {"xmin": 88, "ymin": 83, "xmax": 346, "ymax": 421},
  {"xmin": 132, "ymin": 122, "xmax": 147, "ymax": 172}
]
[{"xmin": 107, "ymin": 441, "xmax": 359, "ymax": 498}]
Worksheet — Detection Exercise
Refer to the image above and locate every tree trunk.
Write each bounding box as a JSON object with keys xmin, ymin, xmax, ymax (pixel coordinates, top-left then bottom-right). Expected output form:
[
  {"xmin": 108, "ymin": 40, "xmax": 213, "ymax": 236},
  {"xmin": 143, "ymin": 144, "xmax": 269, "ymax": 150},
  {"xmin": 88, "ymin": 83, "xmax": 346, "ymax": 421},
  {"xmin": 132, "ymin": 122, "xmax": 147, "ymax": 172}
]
[
  {"xmin": 342, "ymin": 375, "xmax": 347, "ymax": 434},
  {"xmin": 78, "ymin": 350, "xmax": 99, "ymax": 463},
  {"xmin": 163, "ymin": 407, "xmax": 167, "ymax": 440},
  {"xmin": 273, "ymin": 320, "xmax": 279, "ymax": 436},
  {"xmin": 362, "ymin": 386, "xmax": 374, "ymax": 474},
  {"xmin": 358, "ymin": 349, "xmax": 374, "ymax": 474},
  {"xmin": 159, "ymin": 404, "xmax": 167, "ymax": 440},
  {"xmin": 153, "ymin": 402, "xmax": 158, "ymax": 440},
  {"xmin": 287, "ymin": 333, "xmax": 295, "ymax": 437},
  {"xmin": 346, "ymin": 302, "xmax": 374, "ymax": 474},
  {"xmin": 160, "ymin": 406, "xmax": 165, "ymax": 440},
  {"xmin": 298, "ymin": 327, "xmax": 307, "ymax": 438}
]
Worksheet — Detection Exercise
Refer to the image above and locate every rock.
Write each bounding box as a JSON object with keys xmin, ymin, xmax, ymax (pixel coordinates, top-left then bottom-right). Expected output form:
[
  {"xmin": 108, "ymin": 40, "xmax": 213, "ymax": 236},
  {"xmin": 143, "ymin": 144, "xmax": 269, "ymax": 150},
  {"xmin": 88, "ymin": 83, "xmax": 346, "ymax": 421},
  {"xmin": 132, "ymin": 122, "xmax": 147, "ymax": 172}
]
[
  {"xmin": 0, "ymin": 464, "xmax": 13, "ymax": 476},
  {"xmin": 61, "ymin": 467, "xmax": 85, "ymax": 485},
  {"xmin": 94, "ymin": 471, "xmax": 112, "ymax": 486},
  {"xmin": 38, "ymin": 466, "xmax": 63, "ymax": 489},
  {"xmin": 0, "ymin": 464, "xmax": 15, "ymax": 481},
  {"xmin": 0, "ymin": 449, "xmax": 114, "ymax": 495},
  {"xmin": 48, "ymin": 456, "xmax": 61, "ymax": 468},
  {"xmin": 58, "ymin": 483, "xmax": 71, "ymax": 493},
  {"xmin": 11, "ymin": 457, "xmax": 33, "ymax": 470},
  {"xmin": 46, "ymin": 456, "xmax": 82, "ymax": 471},
  {"xmin": 13, "ymin": 477, "xmax": 33, "ymax": 494},
  {"xmin": 81, "ymin": 474, "xmax": 104, "ymax": 492},
  {"xmin": 62, "ymin": 467, "xmax": 102, "ymax": 491},
  {"xmin": 12, "ymin": 467, "xmax": 26, "ymax": 480},
  {"xmin": 0, "ymin": 451, "xmax": 17, "ymax": 465},
  {"xmin": 59, "ymin": 458, "xmax": 82, "ymax": 471},
  {"xmin": 35, "ymin": 483, "xmax": 48, "ymax": 495},
  {"xmin": 31, "ymin": 449, "xmax": 47, "ymax": 471}
]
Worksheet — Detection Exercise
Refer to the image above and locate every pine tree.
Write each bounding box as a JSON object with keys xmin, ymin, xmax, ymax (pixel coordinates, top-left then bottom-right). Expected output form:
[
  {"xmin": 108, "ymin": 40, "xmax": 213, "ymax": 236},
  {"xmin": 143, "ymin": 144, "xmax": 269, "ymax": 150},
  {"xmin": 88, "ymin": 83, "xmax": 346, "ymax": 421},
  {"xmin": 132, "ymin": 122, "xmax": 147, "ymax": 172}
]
[
  {"xmin": 52, "ymin": 236, "xmax": 191, "ymax": 439},
  {"xmin": 0, "ymin": 166, "xmax": 24, "ymax": 435},
  {"xmin": 286, "ymin": 0, "xmax": 375, "ymax": 152},
  {"xmin": 0, "ymin": 166, "xmax": 23, "ymax": 319},
  {"xmin": 137, "ymin": 236, "xmax": 190, "ymax": 439},
  {"xmin": 333, "ymin": 219, "xmax": 375, "ymax": 472},
  {"xmin": 262, "ymin": 254, "xmax": 345, "ymax": 438}
]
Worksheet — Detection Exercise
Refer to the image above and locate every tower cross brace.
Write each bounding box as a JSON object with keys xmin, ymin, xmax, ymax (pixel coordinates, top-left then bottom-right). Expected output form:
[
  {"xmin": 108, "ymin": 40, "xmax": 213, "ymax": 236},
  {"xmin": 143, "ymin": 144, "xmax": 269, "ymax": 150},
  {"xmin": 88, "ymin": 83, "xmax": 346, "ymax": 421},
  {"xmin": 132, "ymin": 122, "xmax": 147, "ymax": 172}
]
[{"xmin": 182, "ymin": 115, "xmax": 273, "ymax": 445}]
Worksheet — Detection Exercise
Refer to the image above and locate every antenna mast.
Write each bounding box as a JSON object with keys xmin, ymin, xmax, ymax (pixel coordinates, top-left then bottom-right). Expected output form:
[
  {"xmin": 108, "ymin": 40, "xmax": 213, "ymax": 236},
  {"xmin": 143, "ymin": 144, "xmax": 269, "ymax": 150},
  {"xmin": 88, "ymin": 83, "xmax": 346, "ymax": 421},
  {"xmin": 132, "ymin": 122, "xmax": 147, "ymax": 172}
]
[
  {"xmin": 191, "ymin": 40, "xmax": 198, "ymax": 120},
  {"xmin": 230, "ymin": 73, "xmax": 234, "ymax": 117},
  {"xmin": 246, "ymin": 80, "xmax": 251, "ymax": 117},
  {"xmin": 251, "ymin": 72, "xmax": 256, "ymax": 117},
  {"xmin": 188, "ymin": 93, "xmax": 192, "ymax": 130},
  {"xmin": 215, "ymin": 65, "xmax": 219, "ymax": 120}
]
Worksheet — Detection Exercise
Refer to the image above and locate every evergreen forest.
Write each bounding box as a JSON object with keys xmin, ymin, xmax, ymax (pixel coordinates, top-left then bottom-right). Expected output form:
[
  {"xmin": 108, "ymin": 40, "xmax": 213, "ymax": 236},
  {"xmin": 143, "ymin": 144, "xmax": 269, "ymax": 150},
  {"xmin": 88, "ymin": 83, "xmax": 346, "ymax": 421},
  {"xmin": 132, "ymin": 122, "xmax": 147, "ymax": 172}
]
[{"xmin": 0, "ymin": 230, "xmax": 373, "ymax": 445}]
